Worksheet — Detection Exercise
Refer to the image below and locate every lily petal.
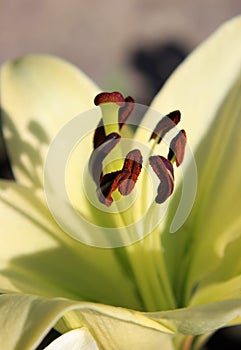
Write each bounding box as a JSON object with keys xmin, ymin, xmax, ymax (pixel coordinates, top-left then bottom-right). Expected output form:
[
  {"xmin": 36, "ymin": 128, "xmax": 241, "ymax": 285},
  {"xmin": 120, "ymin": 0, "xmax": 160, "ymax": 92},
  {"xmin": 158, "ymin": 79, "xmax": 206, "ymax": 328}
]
[
  {"xmin": 0, "ymin": 179, "xmax": 142, "ymax": 309},
  {"xmin": 0, "ymin": 55, "xmax": 140, "ymax": 239},
  {"xmin": 0, "ymin": 293, "xmax": 174, "ymax": 350},
  {"xmin": 149, "ymin": 299, "xmax": 241, "ymax": 335},
  {"xmin": 43, "ymin": 328, "xmax": 99, "ymax": 350},
  {"xmin": 146, "ymin": 15, "xmax": 241, "ymax": 154},
  {"xmin": 140, "ymin": 16, "xmax": 241, "ymax": 305},
  {"xmin": 0, "ymin": 54, "xmax": 100, "ymax": 188},
  {"xmin": 189, "ymin": 274, "xmax": 241, "ymax": 306}
]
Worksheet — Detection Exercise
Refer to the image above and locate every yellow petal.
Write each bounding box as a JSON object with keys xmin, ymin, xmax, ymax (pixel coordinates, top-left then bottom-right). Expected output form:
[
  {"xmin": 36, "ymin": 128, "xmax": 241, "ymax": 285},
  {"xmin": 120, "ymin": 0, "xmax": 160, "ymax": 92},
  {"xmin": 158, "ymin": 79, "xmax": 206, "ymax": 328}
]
[
  {"xmin": 0, "ymin": 293, "xmax": 174, "ymax": 350},
  {"xmin": 189, "ymin": 275, "xmax": 241, "ymax": 306},
  {"xmin": 0, "ymin": 180, "xmax": 142, "ymax": 309},
  {"xmin": 140, "ymin": 16, "xmax": 241, "ymax": 305},
  {"xmin": 149, "ymin": 298, "xmax": 241, "ymax": 335},
  {"xmin": 147, "ymin": 15, "xmax": 241, "ymax": 154},
  {"xmin": 0, "ymin": 54, "xmax": 100, "ymax": 187}
]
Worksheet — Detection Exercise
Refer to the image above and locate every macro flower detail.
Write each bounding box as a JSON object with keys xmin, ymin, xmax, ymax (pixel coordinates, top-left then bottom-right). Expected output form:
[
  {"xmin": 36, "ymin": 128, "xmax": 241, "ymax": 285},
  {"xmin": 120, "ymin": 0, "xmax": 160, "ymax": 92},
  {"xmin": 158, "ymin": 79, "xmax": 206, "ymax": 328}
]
[
  {"xmin": 149, "ymin": 155, "xmax": 174, "ymax": 204},
  {"xmin": 91, "ymin": 91, "xmax": 186, "ymax": 207},
  {"xmin": 97, "ymin": 148, "xmax": 143, "ymax": 207},
  {"xmin": 167, "ymin": 129, "xmax": 187, "ymax": 166},
  {"xmin": 0, "ymin": 15, "xmax": 241, "ymax": 350},
  {"xmin": 150, "ymin": 110, "xmax": 181, "ymax": 143}
]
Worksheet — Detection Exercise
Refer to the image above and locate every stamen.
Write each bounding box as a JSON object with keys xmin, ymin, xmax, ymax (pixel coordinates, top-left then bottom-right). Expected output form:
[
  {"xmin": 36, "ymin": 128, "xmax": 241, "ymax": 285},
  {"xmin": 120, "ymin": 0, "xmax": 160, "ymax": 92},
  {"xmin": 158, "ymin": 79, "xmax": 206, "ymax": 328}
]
[
  {"xmin": 98, "ymin": 149, "xmax": 143, "ymax": 207},
  {"xmin": 94, "ymin": 92, "xmax": 126, "ymax": 136},
  {"xmin": 98, "ymin": 171, "xmax": 122, "ymax": 207},
  {"xmin": 168, "ymin": 129, "xmax": 187, "ymax": 166},
  {"xmin": 89, "ymin": 132, "xmax": 121, "ymax": 185},
  {"xmin": 93, "ymin": 119, "xmax": 106, "ymax": 149},
  {"xmin": 119, "ymin": 149, "xmax": 142, "ymax": 195},
  {"xmin": 149, "ymin": 156, "xmax": 174, "ymax": 204},
  {"xmin": 150, "ymin": 110, "xmax": 181, "ymax": 144},
  {"xmin": 118, "ymin": 96, "xmax": 135, "ymax": 130},
  {"xmin": 91, "ymin": 92, "xmax": 186, "ymax": 207},
  {"xmin": 94, "ymin": 91, "xmax": 125, "ymax": 107}
]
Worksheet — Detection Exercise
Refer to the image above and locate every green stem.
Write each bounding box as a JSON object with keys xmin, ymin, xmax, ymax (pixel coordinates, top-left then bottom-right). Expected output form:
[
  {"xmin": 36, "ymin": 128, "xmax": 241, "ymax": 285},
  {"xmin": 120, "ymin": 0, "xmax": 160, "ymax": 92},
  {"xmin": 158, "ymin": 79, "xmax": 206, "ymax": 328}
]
[
  {"xmin": 124, "ymin": 228, "xmax": 176, "ymax": 311},
  {"xmin": 118, "ymin": 138, "xmax": 177, "ymax": 311}
]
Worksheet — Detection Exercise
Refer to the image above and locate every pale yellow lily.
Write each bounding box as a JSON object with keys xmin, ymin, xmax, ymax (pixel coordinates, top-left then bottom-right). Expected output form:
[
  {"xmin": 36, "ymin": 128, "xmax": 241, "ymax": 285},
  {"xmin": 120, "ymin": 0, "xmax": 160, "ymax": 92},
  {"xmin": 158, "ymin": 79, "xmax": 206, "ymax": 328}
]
[{"xmin": 1, "ymin": 15, "xmax": 241, "ymax": 350}]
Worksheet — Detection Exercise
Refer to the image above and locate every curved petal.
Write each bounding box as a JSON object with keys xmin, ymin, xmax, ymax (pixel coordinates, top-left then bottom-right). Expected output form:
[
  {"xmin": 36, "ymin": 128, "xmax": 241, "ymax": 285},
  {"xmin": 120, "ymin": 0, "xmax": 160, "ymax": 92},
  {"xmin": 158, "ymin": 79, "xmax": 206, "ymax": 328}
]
[
  {"xmin": 0, "ymin": 54, "xmax": 100, "ymax": 187},
  {"xmin": 0, "ymin": 293, "xmax": 174, "ymax": 350},
  {"xmin": 189, "ymin": 275, "xmax": 241, "ymax": 306},
  {"xmin": 43, "ymin": 328, "xmax": 99, "ymax": 350},
  {"xmin": 0, "ymin": 180, "xmax": 142, "ymax": 309},
  {"xmin": 149, "ymin": 299, "xmax": 241, "ymax": 335},
  {"xmin": 138, "ymin": 16, "xmax": 241, "ymax": 305},
  {"xmin": 144, "ymin": 15, "xmax": 241, "ymax": 154}
]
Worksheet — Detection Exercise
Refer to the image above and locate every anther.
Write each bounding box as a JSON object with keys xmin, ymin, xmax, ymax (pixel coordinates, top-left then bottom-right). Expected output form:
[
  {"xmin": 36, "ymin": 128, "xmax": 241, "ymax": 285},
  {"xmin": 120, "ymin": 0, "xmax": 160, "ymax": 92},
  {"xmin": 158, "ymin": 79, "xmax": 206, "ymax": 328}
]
[
  {"xmin": 168, "ymin": 129, "xmax": 187, "ymax": 166},
  {"xmin": 150, "ymin": 110, "xmax": 181, "ymax": 144},
  {"xmin": 149, "ymin": 156, "xmax": 174, "ymax": 204},
  {"xmin": 89, "ymin": 132, "xmax": 121, "ymax": 185},
  {"xmin": 93, "ymin": 119, "xmax": 106, "ymax": 149},
  {"xmin": 94, "ymin": 91, "xmax": 125, "ymax": 107},
  {"xmin": 94, "ymin": 92, "xmax": 127, "ymax": 136},
  {"xmin": 118, "ymin": 149, "xmax": 142, "ymax": 195},
  {"xmin": 98, "ymin": 149, "xmax": 143, "ymax": 207},
  {"xmin": 118, "ymin": 96, "xmax": 135, "ymax": 130}
]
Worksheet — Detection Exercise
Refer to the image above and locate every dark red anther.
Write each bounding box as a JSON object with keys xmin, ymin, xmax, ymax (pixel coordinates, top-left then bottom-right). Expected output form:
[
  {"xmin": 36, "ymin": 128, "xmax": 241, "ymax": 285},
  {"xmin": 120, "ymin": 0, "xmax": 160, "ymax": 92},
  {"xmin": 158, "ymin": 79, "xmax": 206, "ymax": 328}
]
[
  {"xmin": 97, "ymin": 171, "xmax": 122, "ymax": 207},
  {"xmin": 149, "ymin": 156, "xmax": 174, "ymax": 204},
  {"xmin": 118, "ymin": 96, "xmax": 135, "ymax": 130},
  {"xmin": 89, "ymin": 133, "xmax": 121, "ymax": 185},
  {"xmin": 119, "ymin": 149, "xmax": 142, "ymax": 195},
  {"xmin": 150, "ymin": 110, "xmax": 181, "ymax": 144},
  {"xmin": 168, "ymin": 129, "xmax": 187, "ymax": 166},
  {"xmin": 98, "ymin": 149, "xmax": 143, "ymax": 207},
  {"xmin": 94, "ymin": 92, "xmax": 125, "ymax": 107},
  {"xmin": 93, "ymin": 119, "xmax": 106, "ymax": 149}
]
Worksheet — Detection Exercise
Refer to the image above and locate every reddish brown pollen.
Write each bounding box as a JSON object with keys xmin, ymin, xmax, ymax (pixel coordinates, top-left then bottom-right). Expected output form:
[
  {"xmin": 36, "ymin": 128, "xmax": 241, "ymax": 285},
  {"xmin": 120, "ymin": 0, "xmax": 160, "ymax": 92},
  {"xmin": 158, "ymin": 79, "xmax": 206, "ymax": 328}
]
[
  {"xmin": 98, "ymin": 149, "xmax": 143, "ymax": 207},
  {"xmin": 149, "ymin": 156, "xmax": 174, "ymax": 204},
  {"xmin": 118, "ymin": 96, "xmax": 135, "ymax": 130},
  {"xmin": 168, "ymin": 129, "xmax": 187, "ymax": 166},
  {"xmin": 150, "ymin": 110, "xmax": 181, "ymax": 143},
  {"xmin": 93, "ymin": 119, "xmax": 106, "ymax": 149},
  {"xmin": 89, "ymin": 132, "xmax": 121, "ymax": 185},
  {"xmin": 119, "ymin": 149, "xmax": 142, "ymax": 195},
  {"xmin": 98, "ymin": 171, "xmax": 122, "ymax": 207},
  {"xmin": 91, "ymin": 93, "xmax": 186, "ymax": 207},
  {"xmin": 93, "ymin": 93, "xmax": 135, "ymax": 150},
  {"xmin": 94, "ymin": 91, "xmax": 125, "ymax": 107}
]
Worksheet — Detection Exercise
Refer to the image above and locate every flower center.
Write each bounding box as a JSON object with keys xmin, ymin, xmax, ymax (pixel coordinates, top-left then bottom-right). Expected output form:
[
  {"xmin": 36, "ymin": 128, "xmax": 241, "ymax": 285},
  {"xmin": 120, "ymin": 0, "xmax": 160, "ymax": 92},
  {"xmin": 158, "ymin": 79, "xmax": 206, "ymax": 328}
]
[{"xmin": 89, "ymin": 92, "xmax": 187, "ymax": 207}]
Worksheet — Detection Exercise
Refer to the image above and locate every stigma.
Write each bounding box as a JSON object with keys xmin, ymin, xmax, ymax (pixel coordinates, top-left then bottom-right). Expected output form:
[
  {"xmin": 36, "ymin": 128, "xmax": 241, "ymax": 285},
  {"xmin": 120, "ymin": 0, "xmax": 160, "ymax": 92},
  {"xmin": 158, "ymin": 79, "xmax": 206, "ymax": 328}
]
[{"xmin": 89, "ymin": 92, "xmax": 186, "ymax": 207}]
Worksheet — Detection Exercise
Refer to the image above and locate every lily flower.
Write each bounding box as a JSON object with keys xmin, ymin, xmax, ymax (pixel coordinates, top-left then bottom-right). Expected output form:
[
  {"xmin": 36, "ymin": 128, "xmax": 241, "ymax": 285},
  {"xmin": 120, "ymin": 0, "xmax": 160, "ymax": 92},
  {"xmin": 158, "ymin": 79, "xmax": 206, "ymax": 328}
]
[{"xmin": 1, "ymin": 15, "xmax": 241, "ymax": 350}]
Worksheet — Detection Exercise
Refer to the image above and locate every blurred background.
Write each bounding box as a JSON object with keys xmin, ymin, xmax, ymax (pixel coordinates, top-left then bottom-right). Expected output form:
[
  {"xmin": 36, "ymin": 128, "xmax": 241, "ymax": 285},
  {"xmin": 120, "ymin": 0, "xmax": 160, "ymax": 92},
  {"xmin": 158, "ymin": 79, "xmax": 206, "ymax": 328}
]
[
  {"xmin": 1, "ymin": 1, "xmax": 241, "ymax": 349},
  {"xmin": 1, "ymin": 0, "xmax": 241, "ymax": 103}
]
